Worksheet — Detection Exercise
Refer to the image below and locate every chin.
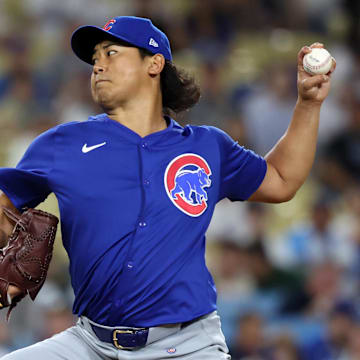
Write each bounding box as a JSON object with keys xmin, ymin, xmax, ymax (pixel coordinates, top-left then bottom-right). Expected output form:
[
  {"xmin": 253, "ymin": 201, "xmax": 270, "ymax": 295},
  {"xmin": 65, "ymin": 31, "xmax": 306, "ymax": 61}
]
[
  {"xmin": 97, "ymin": 98, "xmax": 121, "ymax": 113},
  {"xmin": 93, "ymin": 91, "xmax": 113, "ymax": 109}
]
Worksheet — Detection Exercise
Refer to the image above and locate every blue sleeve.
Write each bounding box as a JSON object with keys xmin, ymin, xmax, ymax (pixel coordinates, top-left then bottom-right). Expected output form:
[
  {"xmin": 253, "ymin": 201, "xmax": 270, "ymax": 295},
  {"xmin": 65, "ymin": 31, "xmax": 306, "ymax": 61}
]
[
  {"xmin": 0, "ymin": 127, "xmax": 56, "ymax": 210},
  {"xmin": 213, "ymin": 127, "xmax": 267, "ymax": 201}
]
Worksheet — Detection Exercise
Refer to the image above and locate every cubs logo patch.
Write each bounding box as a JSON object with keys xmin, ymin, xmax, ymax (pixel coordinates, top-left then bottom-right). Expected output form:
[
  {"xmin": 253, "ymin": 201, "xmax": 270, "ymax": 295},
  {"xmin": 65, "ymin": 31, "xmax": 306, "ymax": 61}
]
[
  {"xmin": 164, "ymin": 153, "xmax": 212, "ymax": 217},
  {"xmin": 103, "ymin": 19, "xmax": 116, "ymax": 31}
]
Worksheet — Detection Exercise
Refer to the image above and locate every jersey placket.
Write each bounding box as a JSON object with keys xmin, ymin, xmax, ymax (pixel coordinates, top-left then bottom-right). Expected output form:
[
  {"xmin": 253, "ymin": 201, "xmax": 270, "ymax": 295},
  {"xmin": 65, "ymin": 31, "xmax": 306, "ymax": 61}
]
[{"xmin": 123, "ymin": 139, "xmax": 150, "ymax": 271}]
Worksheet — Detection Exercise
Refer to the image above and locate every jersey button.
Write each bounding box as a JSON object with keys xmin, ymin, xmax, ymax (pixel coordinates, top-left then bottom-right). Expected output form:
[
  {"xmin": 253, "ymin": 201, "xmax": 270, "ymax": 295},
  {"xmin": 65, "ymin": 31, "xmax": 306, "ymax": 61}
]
[
  {"xmin": 141, "ymin": 142, "xmax": 148, "ymax": 149},
  {"xmin": 127, "ymin": 261, "xmax": 134, "ymax": 269},
  {"xmin": 139, "ymin": 221, "xmax": 147, "ymax": 228},
  {"xmin": 144, "ymin": 179, "xmax": 150, "ymax": 186}
]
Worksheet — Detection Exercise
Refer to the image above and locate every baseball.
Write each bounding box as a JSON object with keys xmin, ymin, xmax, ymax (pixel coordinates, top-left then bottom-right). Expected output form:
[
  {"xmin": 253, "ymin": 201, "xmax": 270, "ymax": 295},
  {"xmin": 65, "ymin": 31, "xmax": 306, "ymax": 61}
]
[{"xmin": 303, "ymin": 48, "xmax": 332, "ymax": 75}]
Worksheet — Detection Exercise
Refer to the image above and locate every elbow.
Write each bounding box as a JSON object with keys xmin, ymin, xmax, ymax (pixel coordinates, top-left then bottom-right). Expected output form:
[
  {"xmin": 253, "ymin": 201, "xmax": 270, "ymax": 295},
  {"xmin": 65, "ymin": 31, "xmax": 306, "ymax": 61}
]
[
  {"xmin": 275, "ymin": 186, "xmax": 298, "ymax": 203},
  {"xmin": 268, "ymin": 184, "xmax": 298, "ymax": 203},
  {"xmin": 279, "ymin": 191, "xmax": 297, "ymax": 203},
  {"xmin": 257, "ymin": 189, "xmax": 297, "ymax": 204}
]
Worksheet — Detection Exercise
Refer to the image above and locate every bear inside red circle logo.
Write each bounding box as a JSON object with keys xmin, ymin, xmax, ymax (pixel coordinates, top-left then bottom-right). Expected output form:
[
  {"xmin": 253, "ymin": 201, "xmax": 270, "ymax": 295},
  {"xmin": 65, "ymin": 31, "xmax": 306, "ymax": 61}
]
[{"xmin": 164, "ymin": 153, "xmax": 212, "ymax": 217}]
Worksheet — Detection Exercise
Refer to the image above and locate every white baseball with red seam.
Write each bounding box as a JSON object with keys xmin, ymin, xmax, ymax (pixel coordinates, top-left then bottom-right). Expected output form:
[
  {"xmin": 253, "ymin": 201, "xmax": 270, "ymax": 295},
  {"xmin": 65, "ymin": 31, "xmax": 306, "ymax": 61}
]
[{"xmin": 302, "ymin": 48, "xmax": 332, "ymax": 75}]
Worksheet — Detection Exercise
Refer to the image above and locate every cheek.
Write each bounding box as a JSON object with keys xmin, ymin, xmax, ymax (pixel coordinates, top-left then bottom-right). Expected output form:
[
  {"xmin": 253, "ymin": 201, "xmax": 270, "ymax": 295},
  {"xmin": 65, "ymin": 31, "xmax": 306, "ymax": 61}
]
[
  {"xmin": 90, "ymin": 76, "xmax": 97, "ymax": 100},
  {"xmin": 114, "ymin": 61, "xmax": 145, "ymax": 87},
  {"xmin": 90, "ymin": 73, "xmax": 96, "ymax": 91}
]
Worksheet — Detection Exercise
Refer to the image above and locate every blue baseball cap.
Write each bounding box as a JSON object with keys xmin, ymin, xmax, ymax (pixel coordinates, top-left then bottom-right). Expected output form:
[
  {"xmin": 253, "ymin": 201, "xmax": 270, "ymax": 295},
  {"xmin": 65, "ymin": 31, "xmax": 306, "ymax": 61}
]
[{"xmin": 71, "ymin": 16, "xmax": 172, "ymax": 64}]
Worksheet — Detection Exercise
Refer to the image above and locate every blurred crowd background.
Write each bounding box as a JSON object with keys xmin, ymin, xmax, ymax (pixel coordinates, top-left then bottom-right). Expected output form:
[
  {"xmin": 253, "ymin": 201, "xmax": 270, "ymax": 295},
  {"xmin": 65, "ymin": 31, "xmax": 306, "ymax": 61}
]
[{"xmin": 0, "ymin": 0, "xmax": 360, "ymax": 359}]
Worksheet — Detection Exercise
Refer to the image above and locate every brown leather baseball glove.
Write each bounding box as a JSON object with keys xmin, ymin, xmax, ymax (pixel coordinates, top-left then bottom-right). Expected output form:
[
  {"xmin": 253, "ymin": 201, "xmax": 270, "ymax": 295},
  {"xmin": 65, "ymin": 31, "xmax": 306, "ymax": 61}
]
[{"xmin": 0, "ymin": 207, "xmax": 58, "ymax": 320}]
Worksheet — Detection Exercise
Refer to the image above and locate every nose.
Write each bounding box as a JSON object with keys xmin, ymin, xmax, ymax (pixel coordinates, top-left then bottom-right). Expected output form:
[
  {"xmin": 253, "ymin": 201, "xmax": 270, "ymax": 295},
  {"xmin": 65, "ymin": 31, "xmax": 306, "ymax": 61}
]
[{"xmin": 93, "ymin": 60, "xmax": 107, "ymax": 74}]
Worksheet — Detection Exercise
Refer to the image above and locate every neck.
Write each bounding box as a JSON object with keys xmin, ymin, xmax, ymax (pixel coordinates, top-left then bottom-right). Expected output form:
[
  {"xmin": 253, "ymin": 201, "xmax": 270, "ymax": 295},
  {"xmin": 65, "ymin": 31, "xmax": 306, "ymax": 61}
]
[{"xmin": 106, "ymin": 92, "xmax": 167, "ymax": 138}]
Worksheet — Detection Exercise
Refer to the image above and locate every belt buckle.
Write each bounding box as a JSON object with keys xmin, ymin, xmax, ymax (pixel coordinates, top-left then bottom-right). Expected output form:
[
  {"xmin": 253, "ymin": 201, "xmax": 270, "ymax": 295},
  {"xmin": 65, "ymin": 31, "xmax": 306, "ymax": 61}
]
[{"xmin": 113, "ymin": 329, "xmax": 135, "ymax": 350}]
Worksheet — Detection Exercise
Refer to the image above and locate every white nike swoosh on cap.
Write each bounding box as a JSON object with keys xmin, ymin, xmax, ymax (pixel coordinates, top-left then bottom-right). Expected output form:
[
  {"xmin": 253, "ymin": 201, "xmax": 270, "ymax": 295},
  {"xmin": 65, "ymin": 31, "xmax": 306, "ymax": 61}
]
[{"xmin": 82, "ymin": 142, "xmax": 107, "ymax": 153}]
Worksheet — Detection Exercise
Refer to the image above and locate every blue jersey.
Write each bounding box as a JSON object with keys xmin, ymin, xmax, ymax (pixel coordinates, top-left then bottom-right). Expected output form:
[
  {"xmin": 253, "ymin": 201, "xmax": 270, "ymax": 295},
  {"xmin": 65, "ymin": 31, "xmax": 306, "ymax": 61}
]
[{"xmin": 0, "ymin": 114, "xmax": 266, "ymax": 327}]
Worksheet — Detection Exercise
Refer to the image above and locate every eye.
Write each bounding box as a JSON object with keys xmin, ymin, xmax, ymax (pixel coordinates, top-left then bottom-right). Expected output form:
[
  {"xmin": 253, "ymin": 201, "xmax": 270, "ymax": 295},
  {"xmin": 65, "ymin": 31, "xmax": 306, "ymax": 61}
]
[{"xmin": 107, "ymin": 49, "xmax": 117, "ymax": 56}]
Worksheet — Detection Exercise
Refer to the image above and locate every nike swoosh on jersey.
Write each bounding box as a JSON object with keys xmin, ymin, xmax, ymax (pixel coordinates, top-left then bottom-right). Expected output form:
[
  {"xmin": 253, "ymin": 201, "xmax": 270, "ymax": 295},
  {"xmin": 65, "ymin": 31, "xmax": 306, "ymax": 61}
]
[{"xmin": 82, "ymin": 142, "xmax": 107, "ymax": 153}]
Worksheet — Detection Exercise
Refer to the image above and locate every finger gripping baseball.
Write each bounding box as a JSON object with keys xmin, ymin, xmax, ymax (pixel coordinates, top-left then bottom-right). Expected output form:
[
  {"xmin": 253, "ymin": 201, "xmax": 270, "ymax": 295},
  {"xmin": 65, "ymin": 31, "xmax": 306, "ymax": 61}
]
[
  {"xmin": 302, "ymin": 76, "xmax": 324, "ymax": 91},
  {"xmin": 0, "ymin": 207, "xmax": 58, "ymax": 320}
]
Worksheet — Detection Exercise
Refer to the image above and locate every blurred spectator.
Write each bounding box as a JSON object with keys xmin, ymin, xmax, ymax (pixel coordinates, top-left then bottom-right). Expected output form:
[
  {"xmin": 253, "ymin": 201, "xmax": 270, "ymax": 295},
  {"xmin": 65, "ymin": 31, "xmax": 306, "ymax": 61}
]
[
  {"xmin": 0, "ymin": 32, "xmax": 51, "ymax": 106},
  {"xmin": 301, "ymin": 301, "xmax": 357, "ymax": 360},
  {"xmin": 305, "ymin": 262, "xmax": 342, "ymax": 318},
  {"xmin": 54, "ymin": 71, "xmax": 97, "ymax": 124},
  {"xmin": 185, "ymin": 61, "xmax": 233, "ymax": 127},
  {"xmin": 300, "ymin": 0, "xmax": 342, "ymax": 35},
  {"xmin": 242, "ymin": 64, "xmax": 297, "ymax": 155},
  {"xmin": 270, "ymin": 334, "xmax": 301, "ymax": 360},
  {"xmin": 215, "ymin": 240, "xmax": 255, "ymax": 298},
  {"xmin": 331, "ymin": 186, "xmax": 360, "ymax": 297},
  {"xmin": 274, "ymin": 195, "xmax": 355, "ymax": 269},
  {"xmin": 230, "ymin": 312, "xmax": 271, "ymax": 359},
  {"xmin": 40, "ymin": 308, "xmax": 75, "ymax": 340},
  {"xmin": 319, "ymin": 97, "xmax": 360, "ymax": 194},
  {"xmin": 207, "ymin": 202, "xmax": 268, "ymax": 246},
  {"xmin": 41, "ymin": 19, "xmax": 90, "ymax": 99},
  {"xmin": 0, "ymin": 73, "xmax": 50, "ymax": 134},
  {"xmin": 246, "ymin": 241, "xmax": 306, "ymax": 314},
  {"xmin": 22, "ymin": 0, "xmax": 131, "ymax": 24},
  {"xmin": 0, "ymin": 322, "xmax": 13, "ymax": 356},
  {"xmin": 223, "ymin": 114, "xmax": 249, "ymax": 147},
  {"xmin": 214, "ymin": 239, "xmax": 256, "ymax": 349},
  {"xmin": 247, "ymin": 203, "xmax": 269, "ymax": 244},
  {"xmin": 134, "ymin": 0, "xmax": 169, "ymax": 35},
  {"xmin": 344, "ymin": 324, "xmax": 360, "ymax": 360},
  {"xmin": 184, "ymin": 0, "xmax": 233, "ymax": 62},
  {"xmin": 343, "ymin": 0, "xmax": 360, "ymax": 54}
]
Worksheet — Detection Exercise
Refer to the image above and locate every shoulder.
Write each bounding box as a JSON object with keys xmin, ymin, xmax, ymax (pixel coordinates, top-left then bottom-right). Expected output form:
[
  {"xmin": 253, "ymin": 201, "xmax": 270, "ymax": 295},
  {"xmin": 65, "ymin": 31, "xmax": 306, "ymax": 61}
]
[
  {"xmin": 36, "ymin": 114, "xmax": 107, "ymax": 139},
  {"xmin": 27, "ymin": 114, "xmax": 106, "ymax": 151},
  {"xmin": 182, "ymin": 124, "xmax": 247, "ymax": 157},
  {"xmin": 53, "ymin": 113, "xmax": 107, "ymax": 133},
  {"xmin": 183, "ymin": 124, "xmax": 231, "ymax": 141}
]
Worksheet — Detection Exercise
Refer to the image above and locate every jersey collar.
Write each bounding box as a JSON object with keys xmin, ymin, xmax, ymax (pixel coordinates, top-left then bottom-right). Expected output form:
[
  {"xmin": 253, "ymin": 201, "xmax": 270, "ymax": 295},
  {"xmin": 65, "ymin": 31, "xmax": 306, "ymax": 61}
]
[{"xmin": 88, "ymin": 113, "xmax": 183, "ymax": 145}]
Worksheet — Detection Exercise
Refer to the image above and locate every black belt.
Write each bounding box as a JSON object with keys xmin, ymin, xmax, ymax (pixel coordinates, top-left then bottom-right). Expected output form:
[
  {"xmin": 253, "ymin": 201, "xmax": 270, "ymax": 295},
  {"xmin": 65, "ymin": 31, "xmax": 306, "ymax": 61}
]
[{"xmin": 91, "ymin": 324, "xmax": 149, "ymax": 350}]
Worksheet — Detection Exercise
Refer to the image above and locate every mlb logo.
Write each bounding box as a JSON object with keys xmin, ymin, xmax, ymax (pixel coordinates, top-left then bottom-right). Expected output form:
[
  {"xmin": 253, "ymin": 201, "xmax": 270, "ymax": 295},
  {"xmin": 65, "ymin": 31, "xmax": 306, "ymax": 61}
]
[{"xmin": 166, "ymin": 348, "xmax": 176, "ymax": 354}]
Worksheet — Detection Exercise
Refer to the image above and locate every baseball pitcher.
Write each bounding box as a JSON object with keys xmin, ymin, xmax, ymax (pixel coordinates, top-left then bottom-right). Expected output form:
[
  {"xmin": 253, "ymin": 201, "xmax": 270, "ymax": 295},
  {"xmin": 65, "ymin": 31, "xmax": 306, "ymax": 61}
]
[{"xmin": 0, "ymin": 16, "xmax": 335, "ymax": 360}]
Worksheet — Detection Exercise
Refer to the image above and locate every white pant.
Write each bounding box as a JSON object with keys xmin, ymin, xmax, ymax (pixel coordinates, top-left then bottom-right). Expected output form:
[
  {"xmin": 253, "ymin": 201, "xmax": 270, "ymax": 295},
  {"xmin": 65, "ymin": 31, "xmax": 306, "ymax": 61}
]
[{"xmin": 1, "ymin": 311, "xmax": 230, "ymax": 360}]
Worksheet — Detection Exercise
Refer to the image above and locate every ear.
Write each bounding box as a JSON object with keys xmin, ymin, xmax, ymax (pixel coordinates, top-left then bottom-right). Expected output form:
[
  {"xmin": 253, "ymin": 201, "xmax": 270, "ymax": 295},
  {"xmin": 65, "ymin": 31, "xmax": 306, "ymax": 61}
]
[{"xmin": 148, "ymin": 54, "xmax": 165, "ymax": 76}]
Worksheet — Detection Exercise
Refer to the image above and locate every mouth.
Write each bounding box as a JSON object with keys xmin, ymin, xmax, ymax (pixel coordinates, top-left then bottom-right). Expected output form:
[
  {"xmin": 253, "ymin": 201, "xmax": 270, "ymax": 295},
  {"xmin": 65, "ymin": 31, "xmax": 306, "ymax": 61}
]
[{"xmin": 95, "ymin": 79, "xmax": 110, "ymax": 85}]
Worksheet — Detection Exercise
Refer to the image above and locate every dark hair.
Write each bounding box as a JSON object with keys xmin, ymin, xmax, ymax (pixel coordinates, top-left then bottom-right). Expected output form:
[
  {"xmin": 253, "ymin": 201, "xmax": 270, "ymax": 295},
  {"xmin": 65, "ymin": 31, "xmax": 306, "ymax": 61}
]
[{"xmin": 138, "ymin": 48, "xmax": 201, "ymax": 115}]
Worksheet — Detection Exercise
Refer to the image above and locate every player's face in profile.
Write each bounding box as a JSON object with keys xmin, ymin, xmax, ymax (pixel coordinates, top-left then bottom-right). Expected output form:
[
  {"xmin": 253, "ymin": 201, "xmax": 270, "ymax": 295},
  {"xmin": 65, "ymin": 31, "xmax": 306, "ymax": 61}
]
[{"xmin": 91, "ymin": 40, "xmax": 148, "ymax": 109}]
